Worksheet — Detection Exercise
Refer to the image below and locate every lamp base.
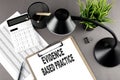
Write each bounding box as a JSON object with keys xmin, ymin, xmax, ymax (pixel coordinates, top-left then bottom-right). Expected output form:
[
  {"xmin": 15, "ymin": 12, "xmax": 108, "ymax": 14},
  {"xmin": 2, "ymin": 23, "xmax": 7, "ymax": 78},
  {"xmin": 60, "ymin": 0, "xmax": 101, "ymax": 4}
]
[{"xmin": 94, "ymin": 38, "xmax": 120, "ymax": 67}]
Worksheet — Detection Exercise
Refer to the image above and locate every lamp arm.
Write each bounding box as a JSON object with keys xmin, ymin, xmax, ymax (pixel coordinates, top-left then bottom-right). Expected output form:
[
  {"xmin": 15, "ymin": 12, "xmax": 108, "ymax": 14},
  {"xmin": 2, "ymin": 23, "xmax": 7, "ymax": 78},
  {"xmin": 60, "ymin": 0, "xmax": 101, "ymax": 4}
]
[{"xmin": 71, "ymin": 16, "xmax": 118, "ymax": 49}]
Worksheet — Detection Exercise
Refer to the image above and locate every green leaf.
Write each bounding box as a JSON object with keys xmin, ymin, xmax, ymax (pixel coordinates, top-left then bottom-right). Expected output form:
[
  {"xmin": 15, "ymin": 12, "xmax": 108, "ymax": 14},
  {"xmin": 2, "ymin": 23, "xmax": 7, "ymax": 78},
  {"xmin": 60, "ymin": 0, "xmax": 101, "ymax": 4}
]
[
  {"xmin": 101, "ymin": 17, "xmax": 111, "ymax": 22},
  {"xmin": 78, "ymin": 0, "xmax": 84, "ymax": 14},
  {"xmin": 78, "ymin": 0, "xmax": 112, "ymax": 30}
]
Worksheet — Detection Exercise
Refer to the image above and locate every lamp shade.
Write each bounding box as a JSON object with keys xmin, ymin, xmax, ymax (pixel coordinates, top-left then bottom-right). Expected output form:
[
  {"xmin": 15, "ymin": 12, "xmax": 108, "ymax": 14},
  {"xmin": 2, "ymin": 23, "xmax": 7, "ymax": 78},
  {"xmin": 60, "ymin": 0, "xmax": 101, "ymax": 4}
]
[{"xmin": 47, "ymin": 8, "xmax": 76, "ymax": 35}]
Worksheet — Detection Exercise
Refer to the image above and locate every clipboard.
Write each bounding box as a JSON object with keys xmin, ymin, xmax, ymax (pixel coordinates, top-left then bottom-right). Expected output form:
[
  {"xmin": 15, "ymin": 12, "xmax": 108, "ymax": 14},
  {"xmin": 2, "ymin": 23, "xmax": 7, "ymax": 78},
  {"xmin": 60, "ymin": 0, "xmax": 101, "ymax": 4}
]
[{"xmin": 26, "ymin": 36, "xmax": 96, "ymax": 80}]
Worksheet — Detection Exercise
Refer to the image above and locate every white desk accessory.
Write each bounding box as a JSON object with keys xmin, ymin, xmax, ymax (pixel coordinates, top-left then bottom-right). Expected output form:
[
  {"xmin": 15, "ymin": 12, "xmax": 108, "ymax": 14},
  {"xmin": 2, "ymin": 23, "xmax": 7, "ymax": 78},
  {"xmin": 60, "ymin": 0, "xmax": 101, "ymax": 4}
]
[
  {"xmin": 0, "ymin": 12, "xmax": 48, "ymax": 80},
  {"xmin": 7, "ymin": 14, "xmax": 40, "ymax": 52}
]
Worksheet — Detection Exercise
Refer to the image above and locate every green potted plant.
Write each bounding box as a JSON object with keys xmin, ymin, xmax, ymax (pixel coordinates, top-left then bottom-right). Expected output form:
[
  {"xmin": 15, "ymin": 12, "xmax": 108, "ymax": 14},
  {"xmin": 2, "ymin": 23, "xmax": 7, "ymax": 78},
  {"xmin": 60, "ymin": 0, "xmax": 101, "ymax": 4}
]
[{"xmin": 78, "ymin": 0, "xmax": 112, "ymax": 31}]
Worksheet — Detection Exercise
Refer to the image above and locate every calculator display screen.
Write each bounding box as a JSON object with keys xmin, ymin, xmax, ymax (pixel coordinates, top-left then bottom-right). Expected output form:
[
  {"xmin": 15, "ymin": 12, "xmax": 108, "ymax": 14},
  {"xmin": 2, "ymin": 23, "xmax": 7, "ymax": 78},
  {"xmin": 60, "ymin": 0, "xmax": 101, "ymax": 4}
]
[{"xmin": 7, "ymin": 14, "xmax": 29, "ymax": 27}]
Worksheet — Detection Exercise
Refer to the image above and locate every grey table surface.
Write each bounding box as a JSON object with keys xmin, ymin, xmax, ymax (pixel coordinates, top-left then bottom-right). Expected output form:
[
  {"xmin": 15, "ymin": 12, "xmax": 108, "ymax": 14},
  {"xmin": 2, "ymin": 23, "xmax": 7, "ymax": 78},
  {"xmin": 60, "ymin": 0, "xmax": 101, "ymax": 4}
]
[{"xmin": 0, "ymin": 0, "xmax": 120, "ymax": 80}]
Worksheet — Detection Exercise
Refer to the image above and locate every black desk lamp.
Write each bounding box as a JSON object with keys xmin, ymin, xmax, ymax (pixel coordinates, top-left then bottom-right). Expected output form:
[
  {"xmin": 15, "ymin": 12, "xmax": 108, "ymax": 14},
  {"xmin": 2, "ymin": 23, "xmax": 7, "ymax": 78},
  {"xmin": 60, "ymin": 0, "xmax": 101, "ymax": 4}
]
[
  {"xmin": 46, "ymin": 8, "xmax": 120, "ymax": 67},
  {"xmin": 47, "ymin": 9, "xmax": 76, "ymax": 35}
]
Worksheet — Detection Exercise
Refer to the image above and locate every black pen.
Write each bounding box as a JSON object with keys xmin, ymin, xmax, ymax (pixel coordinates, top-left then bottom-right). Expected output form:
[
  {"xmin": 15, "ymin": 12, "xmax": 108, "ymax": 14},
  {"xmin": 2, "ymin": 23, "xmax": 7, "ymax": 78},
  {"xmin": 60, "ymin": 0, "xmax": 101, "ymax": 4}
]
[{"xmin": 18, "ymin": 62, "xmax": 24, "ymax": 80}]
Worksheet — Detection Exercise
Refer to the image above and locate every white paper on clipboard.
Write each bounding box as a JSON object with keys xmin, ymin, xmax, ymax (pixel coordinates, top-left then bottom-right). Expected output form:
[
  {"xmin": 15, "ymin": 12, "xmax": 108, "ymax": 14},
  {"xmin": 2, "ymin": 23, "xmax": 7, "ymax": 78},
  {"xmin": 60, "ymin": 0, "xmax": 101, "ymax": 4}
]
[{"xmin": 26, "ymin": 36, "xmax": 96, "ymax": 80}]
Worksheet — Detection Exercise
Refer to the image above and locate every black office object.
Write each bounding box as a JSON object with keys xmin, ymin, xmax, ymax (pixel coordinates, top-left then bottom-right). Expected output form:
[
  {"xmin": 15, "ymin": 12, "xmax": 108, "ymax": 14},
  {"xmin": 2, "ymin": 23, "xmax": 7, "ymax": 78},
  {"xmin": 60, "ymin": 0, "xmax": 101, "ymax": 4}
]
[
  {"xmin": 72, "ymin": 16, "xmax": 120, "ymax": 67},
  {"xmin": 28, "ymin": 2, "xmax": 49, "ymax": 29},
  {"xmin": 10, "ymin": 28, "xmax": 18, "ymax": 32},
  {"xmin": 18, "ymin": 62, "xmax": 23, "ymax": 80},
  {"xmin": 84, "ymin": 37, "xmax": 90, "ymax": 44},
  {"xmin": 47, "ymin": 8, "xmax": 76, "ymax": 35},
  {"xmin": 46, "ymin": 8, "xmax": 120, "ymax": 67}
]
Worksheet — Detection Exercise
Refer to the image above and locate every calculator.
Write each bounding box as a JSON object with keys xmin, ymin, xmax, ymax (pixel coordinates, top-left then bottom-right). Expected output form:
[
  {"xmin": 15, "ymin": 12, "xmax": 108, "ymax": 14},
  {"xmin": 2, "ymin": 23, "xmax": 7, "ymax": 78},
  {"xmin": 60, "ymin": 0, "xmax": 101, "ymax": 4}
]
[{"xmin": 7, "ymin": 14, "xmax": 39, "ymax": 52}]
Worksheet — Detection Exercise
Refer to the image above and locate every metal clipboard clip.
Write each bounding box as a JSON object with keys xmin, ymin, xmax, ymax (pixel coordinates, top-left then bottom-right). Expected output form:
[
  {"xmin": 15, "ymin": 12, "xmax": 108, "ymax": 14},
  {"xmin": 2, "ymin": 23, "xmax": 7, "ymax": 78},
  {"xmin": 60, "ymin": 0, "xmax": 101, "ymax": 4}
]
[{"xmin": 37, "ymin": 41, "xmax": 63, "ymax": 57}]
